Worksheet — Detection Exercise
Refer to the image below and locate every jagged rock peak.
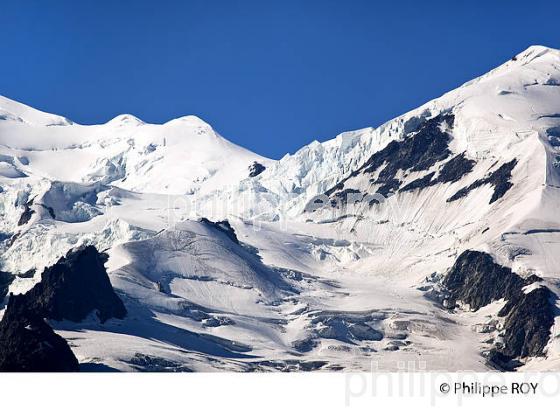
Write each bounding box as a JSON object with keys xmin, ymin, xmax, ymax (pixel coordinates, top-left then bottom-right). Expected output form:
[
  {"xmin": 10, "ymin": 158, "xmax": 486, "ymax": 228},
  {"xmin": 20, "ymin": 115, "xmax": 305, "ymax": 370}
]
[{"xmin": 24, "ymin": 245, "xmax": 127, "ymax": 323}]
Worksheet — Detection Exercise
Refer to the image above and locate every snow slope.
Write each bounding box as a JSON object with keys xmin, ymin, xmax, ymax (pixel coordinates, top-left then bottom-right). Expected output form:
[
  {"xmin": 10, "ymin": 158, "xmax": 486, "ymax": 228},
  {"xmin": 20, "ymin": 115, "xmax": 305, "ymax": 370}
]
[{"xmin": 1, "ymin": 45, "xmax": 560, "ymax": 371}]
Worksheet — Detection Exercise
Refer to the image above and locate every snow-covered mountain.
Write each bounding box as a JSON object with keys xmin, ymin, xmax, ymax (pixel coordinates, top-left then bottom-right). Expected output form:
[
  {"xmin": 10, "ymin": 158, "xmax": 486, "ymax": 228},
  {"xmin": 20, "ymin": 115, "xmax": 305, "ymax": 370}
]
[
  {"xmin": 1, "ymin": 45, "xmax": 560, "ymax": 372},
  {"xmin": 0, "ymin": 96, "xmax": 270, "ymax": 196}
]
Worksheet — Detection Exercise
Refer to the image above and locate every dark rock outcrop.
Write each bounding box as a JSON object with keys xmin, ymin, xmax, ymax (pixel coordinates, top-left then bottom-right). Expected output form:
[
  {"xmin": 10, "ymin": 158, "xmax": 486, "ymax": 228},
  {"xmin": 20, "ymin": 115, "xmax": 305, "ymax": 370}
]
[
  {"xmin": 360, "ymin": 113, "xmax": 454, "ymax": 175},
  {"xmin": 447, "ymin": 159, "xmax": 517, "ymax": 204},
  {"xmin": 323, "ymin": 113, "xmax": 455, "ymax": 206},
  {"xmin": 248, "ymin": 161, "xmax": 266, "ymax": 177},
  {"xmin": 485, "ymin": 350, "xmax": 522, "ymax": 371},
  {"xmin": 0, "ymin": 245, "xmax": 126, "ymax": 371},
  {"xmin": 499, "ymin": 287, "xmax": 555, "ymax": 358},
  {"xmin": 443, "ymin": 250, "xmax": 524, "ymax": 311},
  {"xmin": 307, "ymin": 113, "xmax": 476, "ymax": 210},
  {"xmin": 21, "ymin": 245, "xmax": 127, "ymax": 323},
  {"xmin": 437, "ymin": 153, "xmax": 476, "ymax": 184},
  {"xmin": 357, "ymin": 113, "xmax": 454, "ymax": 197},
  {"xmin": 399, "ymin": 153, "xmax": 476, "ymax": 193},
  {"xmin": 292, "ymin": 338, "xmax": 319, "ymax": 353},
  {"xmin": 442, "ymin": 250, "xmax": 556, "ymax": 368},
  {"xmin": 0, "ymin": 271, "xmax": 14, "ymax": 302},
  {"xmin": 400, "ymin": 172, "xmax": 436, "ymax": 192},
  {"xmin": 17, "ymin": 197, "xmax": 35, "ymax": 226},
  {"xmin": 17, "ymin": 268, "xmax": 36, "ymax": 279},
  {"xmin": 200, "ymin": 218, "xmax": 239, "ymax": 244},
  {"xmin": 0, "ymin": 294, "xmax": 79, "ymax": 372}
]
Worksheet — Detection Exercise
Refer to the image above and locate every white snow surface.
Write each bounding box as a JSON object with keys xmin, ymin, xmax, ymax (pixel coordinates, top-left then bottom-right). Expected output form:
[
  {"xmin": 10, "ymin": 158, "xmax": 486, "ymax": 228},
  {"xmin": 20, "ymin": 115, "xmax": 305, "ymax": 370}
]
[{"xmin": 1, "ymin": 45, "xmax": 560, "ymax": 371}]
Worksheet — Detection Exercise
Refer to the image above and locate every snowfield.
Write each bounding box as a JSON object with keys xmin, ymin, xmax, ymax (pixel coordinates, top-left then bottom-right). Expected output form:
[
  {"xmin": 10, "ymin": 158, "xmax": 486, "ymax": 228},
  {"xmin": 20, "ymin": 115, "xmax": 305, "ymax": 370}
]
[{"xmin": 1, "ymin": 45, "xmax": 560, "ymax": 371}]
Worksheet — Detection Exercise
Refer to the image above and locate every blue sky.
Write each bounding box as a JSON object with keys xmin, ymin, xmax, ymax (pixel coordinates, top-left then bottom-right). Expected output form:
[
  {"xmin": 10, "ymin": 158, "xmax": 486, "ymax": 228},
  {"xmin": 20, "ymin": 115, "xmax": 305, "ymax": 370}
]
[{"xmin": 1, "ymin": 0, "xmax": 558, "ymax": 158}]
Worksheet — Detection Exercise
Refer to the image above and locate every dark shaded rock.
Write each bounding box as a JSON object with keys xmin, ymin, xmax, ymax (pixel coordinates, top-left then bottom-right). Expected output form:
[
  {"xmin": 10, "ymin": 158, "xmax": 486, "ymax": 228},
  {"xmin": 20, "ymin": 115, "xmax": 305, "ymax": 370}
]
[
  {"xmin": 375, "ymin": 178, "xmax": 402, "ymax": 198},
  {"xmin": 0, "ymin": 294, "xmax": 79, "ymax": 372},
  {"xmin": 323, "ymin": 113, "xmax": 454, "ymax": 207},
  {"xmin": 488, "ymin": 160, "xmax": 518, "ymax": 203},
  {"xmin": 442, "ymin": 250, "xmax": 556, "ymax": 366},
  {"xmin": 447, "ymin": 159, "xmax": 517, "ymax": 204},
  {"xmin": 498, "ymin": 287, "xmax": 556, "ymax": 358},
  {"xmin": 437, "ymin": 153, "xmax": 476, "ymax": 183},
  {"xmin": 399, "ymin": 153, "xmax": 475, "ymax": 193},
  {"xmin": 17, "ymin": 268, "xmax": 36, "ymax": 279},
  {"xmin": 524, "ymin": 274, "xmax": 543, "ymax": 285},
  {"xmin": 486, "ymin": 350, "xmax": 522, "ymax": 371},
  {"xmin": 443, "ymin": 250, "xmax": 524, "ymax": 311},
  {"xmin": 292, "ymin": 338, "xmax": 319, "ymax": 353},
  {"xmin": 360, "ymin": 113, "xmax": 454, "ymax": 176},
  {"xmin": 22, "ymin": 245, "xmax": 127, "ymax": 323},
  {"xmin": 547, "ymin": 127, "xmax": 560, "ymax": 147},
  {"xmin": 0, "ymin": 271, "xmax": 14, "ymax": 301},
  {"xmin": 156, "ymin": 281, "xmax": 168, "ymax": 293},
  {"xmin": 400, "ymin": 172, "xmax": 436, "ymax": 192},
  {"xmin": 248, "ymin": 161, "xmax": 266, "ymax": 177},
  {"xmin": 0, "ymin": 245, "xmax": 126, "ymax": 371},
  {"xmin": 550, "ymin": 136, "xmax": 560, "ymax": 148},
  {"xmin": 200, "ymin": 218, "xmax": 239, "ymax": 244},
  {"xmin": 17, "ymin": 197, "xmax": 35, "ymax": 226}
]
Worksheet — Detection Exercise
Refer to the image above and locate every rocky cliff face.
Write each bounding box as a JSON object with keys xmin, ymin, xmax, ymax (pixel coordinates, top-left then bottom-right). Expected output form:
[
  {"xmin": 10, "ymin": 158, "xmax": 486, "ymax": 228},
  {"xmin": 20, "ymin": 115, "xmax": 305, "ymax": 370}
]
[
  {"xmin": 23, "ymin": 245, "xmax": 127, "ymax": 323},
  {"xmin": 0, "ymin": 294, "xmax": 79, "ymax": 372},
  {"xmin": 0, "ymin": 245, "xmax": 127, "ymax": 371},
  {"xmin": 0, "ymin": 271, "xmax": 13, "ymax": 302},
  {"xmin": 442, "ymin": 250, "xmax": 556, "ymax": 369}
]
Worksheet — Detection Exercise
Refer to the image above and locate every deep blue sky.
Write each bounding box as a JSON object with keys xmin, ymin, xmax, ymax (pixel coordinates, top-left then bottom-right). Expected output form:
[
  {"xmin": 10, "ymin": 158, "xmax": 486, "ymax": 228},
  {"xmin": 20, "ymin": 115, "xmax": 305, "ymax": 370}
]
[{"xmin": 1, "ymin": 1, "xmax": 558, "ymax": 158}]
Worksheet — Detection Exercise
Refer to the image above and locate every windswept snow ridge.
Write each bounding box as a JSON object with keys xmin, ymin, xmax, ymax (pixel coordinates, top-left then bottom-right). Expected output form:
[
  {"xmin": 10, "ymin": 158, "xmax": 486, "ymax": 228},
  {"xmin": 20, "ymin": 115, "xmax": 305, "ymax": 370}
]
[{"xmin": 1, "ymin": 45, "xmax": 560, "ymax": 371}]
